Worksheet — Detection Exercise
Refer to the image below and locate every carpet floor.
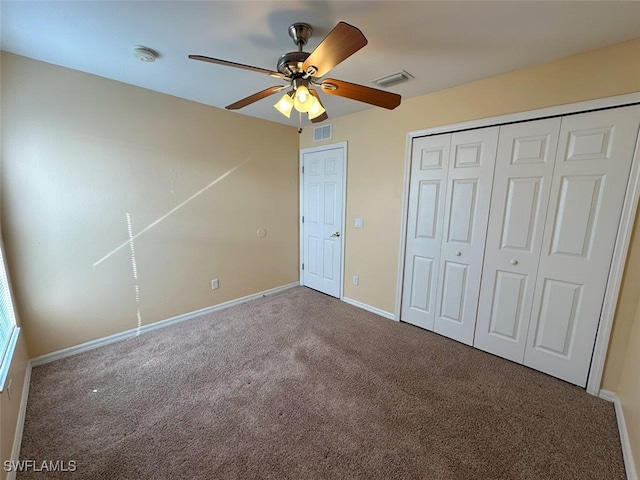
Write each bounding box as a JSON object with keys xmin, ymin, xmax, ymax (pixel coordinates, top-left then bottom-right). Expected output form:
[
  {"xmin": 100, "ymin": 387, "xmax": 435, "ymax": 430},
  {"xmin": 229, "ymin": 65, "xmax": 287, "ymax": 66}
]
[{"xmin": 17, "ymin": 286, "xmax": 625, "ymax": 479}]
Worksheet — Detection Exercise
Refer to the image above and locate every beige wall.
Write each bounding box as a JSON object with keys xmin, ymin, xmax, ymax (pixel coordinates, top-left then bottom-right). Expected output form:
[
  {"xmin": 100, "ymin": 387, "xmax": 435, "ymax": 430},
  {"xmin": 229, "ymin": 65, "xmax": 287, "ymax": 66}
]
[
  {"xmin": 301, "ymin": 37, "xmax": 640, "ymax": 460},
  {"xmin": 617, "ymin": 301, "xmax": 640, "ymax": 466},
  {"xmin": 1, "ymin": 52, "xmax": 300, "ymax": 358}
]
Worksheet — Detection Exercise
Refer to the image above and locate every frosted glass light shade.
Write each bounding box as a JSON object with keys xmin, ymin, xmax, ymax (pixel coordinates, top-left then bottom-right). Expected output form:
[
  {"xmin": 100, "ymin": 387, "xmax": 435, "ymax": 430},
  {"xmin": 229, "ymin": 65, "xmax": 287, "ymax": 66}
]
[
  {"xmin": 274, "ymin": 93, "xmax": 294, "ymax": 117},
  {"xmin": 308, "ymin": 97, "xmax": 326, "ymax": 120}
]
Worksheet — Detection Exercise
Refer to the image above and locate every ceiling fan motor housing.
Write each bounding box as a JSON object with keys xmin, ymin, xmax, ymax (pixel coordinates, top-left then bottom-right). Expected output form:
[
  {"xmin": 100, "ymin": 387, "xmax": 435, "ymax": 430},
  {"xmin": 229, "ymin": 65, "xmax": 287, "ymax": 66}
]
[{"xmin": 277, "ymin": 51, "xmax": 311, "ymax": 76}]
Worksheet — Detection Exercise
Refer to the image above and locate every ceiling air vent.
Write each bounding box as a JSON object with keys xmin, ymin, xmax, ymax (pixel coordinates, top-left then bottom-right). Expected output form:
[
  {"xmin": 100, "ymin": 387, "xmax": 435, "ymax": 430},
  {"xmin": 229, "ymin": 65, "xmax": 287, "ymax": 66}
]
[
  {"xmin": 373, "ymin": 70, "xmax": 414, "ymax": 88},
  {"xmin": 313, "ymin": 124, "xmax": 332, "ymax": 142}
]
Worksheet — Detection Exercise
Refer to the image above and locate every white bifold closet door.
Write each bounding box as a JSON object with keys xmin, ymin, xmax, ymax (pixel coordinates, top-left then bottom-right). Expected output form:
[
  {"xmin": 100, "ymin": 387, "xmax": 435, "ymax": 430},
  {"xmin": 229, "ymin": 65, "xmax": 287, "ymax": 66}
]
[
  {"xmin": 433, "ymin": 127, "xmax": 498, "ymax": 345},
  {"xmin": 474, "ymin": 118, "xmax": 562, "ymax": 362},
  {"xmin": 403, "ymin": 104, "xmax": 640, "ymax": 387},
  {"xmin": 401, "ymin": 134, "xmax": 452, "ymax": 330},
  {"xmin": 475, "ymin": 106, "xmax": 640, "ymax": 386},
  {"xmin": 402, "ymin": 127, "xmax": 498, "ymax": 344},
  {"xmin": 523, "ymin": 106, "xmax": 640, "ymax": 386}
]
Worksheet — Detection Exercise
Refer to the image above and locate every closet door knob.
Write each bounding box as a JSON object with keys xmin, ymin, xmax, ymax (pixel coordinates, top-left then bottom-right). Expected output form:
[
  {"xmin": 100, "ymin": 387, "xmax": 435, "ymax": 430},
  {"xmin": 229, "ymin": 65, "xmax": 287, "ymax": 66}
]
[
  {"xmin": 510, "ymin": 259, "xmax": 518, "ymax": 265},
  {"xmin": 455, "ymin": 251, "xmax": 462, "ymax": 256}
]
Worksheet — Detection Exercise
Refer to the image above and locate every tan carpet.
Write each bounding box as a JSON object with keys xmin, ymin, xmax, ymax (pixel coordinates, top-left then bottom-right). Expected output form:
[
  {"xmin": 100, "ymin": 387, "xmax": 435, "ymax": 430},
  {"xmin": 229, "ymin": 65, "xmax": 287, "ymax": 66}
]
[{"xmin": 17, "ymin": 286, "xmax": 624, "ymax": 479}]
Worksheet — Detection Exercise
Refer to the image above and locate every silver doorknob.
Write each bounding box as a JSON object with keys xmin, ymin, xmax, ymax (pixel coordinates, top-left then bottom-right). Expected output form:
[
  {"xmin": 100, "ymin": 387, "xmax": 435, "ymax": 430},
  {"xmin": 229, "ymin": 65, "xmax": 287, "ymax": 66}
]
[
  {"xmin": 455, "ymin": 251, "xmax": 462, "ymax": 256},
  {"xmin": 510, "ymin": 259, "xmax": 518, "ymax": 265},
  {"xmin": 330, "ymin": 232, "xmax": 341, "ymax": 238}
]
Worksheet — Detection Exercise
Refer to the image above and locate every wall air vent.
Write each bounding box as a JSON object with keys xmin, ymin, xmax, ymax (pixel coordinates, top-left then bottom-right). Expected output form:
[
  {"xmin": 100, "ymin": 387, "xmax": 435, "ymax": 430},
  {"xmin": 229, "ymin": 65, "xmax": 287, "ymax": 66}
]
[
  {"xmin": 313, "ymin": 124, "xmax": 332, "ymax": 142},
  {"xmin": 373, "ymin": 70, "xmax": 414, "ymax": 88}
]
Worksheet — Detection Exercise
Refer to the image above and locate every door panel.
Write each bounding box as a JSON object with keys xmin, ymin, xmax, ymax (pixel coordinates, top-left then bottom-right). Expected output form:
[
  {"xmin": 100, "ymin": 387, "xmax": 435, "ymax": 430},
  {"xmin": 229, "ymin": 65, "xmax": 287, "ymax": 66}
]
[
  {"xmin": 549, "ymin": 175, "xmax": 603, "ymax": 257},
  {"xmin": 302, "ymin": 147, "xmax": 344, "ymax": 298},
  {"xmin": 401, "ymin": 135, "xmax": 451, "ymax": 330},
  {"xmin": 474, "ymin": 118, "xmax": 561, "ymax": 362},
  {"xmin": 524, "ymin": 106, "xmax": 640, "ymax": 386},
  {"xmin": 531, "ymin": 279, "xmax": 582, "ymax": 356},
  {"xmin": 487, "ymin": 270, "xmax": 527, "ymax": 340},
  {"xmin": 409, "ymin": 256, "xmax": 434, "ymax": 313},
  {"xmin": 307, "ymin": 237, "xmax": 319, "ymax": 275},
  {"xmin": 416, "ymin": 181, "xmax": 440, "ymax": 239},
  {"xmin": 434, "ymin": 127, "xmax": 499, "ymax": 345},
  {"xmin": 447, "ymin": 179, "xmax": 478, "ymax": 243},
  {"xmin": 500, "ymin": 177, "xmax": 543, "ymax": 250},
  {"xmin": 439, "ymin": 261, "xmax": 468, "ymax": 323}
]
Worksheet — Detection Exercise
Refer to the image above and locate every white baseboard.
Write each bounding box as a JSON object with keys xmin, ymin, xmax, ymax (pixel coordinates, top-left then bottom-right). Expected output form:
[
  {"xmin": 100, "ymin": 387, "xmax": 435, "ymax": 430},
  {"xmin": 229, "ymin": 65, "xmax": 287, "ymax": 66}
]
[
  {"xmin": 600, "ymin": 389, "xmax": 637, "ymax": 480},
  {"xmin": 7, "ymin": 361, "xmax": 32, "ymax": 480},
  {"xmin": 31, "ymin": 282, "xmax": 299, "ymax": 367},
  {"xmin": 341, "ymin": 297, "xmax": 396, "ymax": 321}
]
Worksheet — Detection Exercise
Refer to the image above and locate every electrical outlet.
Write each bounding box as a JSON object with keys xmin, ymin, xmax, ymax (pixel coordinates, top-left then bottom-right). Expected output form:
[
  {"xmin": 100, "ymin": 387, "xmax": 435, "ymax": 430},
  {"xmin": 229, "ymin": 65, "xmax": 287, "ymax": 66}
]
[
  {"xmin": 353, "ymin": 275, "xmax": 359, "ymax": 286},
  {"xmin": 355, "ymin": 218, "xmax": 364, "ymax": 229},
  {"xmin": 211, "ymin": 279, "xmax": 219, "ymax": 290}
]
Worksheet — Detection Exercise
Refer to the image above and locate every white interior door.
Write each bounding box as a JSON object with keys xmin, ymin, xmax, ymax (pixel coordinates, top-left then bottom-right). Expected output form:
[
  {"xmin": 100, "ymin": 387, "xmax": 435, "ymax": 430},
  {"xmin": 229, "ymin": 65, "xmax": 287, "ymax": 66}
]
[
  {"xmin": 302, "ymin": 146, "xmax": 345, "ymax": 298},
  {"xmin": 433, "ymin": 127, "xmax": 499, "ymax": 345},
  {"xmin": 401, "ymin": 134, "xmax": 452, "ymax": 330},
  {"xmin": 474, "ymin": 118, "xmax": 561, "ymax": 362},
  {"xmin": 524, "ymin": 106, "xmax": 640, "ymax": 386}
]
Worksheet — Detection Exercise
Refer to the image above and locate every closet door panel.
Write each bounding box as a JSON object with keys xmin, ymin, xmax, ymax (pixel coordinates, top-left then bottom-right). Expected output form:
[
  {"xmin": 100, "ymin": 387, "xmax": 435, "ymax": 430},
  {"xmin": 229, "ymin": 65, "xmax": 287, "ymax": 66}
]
[
  {"xmin": 524, "ymin": 106, "xmax": 640, "ymax": 386},
  {"xmin": 434, "ymin": 127, "xmax": 499, "ymax": 345},
  {"xmin": 401, "ymin": 134, "xmax": 451, "ymax": 330},
  {"xmin": 474, "ymin": 118, "xmax": 561, "ymax": 362}
]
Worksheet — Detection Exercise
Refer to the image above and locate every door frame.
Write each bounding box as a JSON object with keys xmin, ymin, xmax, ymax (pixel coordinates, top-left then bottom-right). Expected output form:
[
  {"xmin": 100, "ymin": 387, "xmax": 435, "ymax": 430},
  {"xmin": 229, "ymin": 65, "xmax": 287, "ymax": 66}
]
[
  {"xmin": 395, "ymin": 92, "xmax": 640, "ymax": 395},
  {"xmin": 299, "ymin": 142, "xmax": 348, "ymax": 299}
]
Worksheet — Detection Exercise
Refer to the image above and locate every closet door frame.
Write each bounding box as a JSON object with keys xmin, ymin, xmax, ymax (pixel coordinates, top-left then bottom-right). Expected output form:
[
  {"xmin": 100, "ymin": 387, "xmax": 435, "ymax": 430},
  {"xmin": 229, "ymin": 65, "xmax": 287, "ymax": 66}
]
[{"xmin": 396, "ymin": 92, "xmax": 640, "ymax": 396}]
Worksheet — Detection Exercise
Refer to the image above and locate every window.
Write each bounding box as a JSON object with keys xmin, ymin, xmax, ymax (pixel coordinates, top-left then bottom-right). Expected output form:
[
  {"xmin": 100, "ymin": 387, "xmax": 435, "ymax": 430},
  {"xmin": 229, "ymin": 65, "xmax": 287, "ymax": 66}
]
[{"xmin": 0, "ymin": 241, "xmax": 19, "ymax": 391}]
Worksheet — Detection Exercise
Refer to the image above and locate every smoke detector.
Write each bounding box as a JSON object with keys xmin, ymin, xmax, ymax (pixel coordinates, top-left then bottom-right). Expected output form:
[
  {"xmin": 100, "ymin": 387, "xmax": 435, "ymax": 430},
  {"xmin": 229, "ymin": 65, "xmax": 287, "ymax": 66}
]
[{"xmin": 133, "ymin": 46, "xmax": 158, "ymax": 63}]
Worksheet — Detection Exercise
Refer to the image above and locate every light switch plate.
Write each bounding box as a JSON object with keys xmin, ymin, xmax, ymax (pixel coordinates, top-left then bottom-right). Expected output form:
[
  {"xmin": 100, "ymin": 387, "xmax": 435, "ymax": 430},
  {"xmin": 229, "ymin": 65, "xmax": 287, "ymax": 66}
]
[{"xmin": 355, "ymin": 218, "xmax": 364, "ymax": 229}]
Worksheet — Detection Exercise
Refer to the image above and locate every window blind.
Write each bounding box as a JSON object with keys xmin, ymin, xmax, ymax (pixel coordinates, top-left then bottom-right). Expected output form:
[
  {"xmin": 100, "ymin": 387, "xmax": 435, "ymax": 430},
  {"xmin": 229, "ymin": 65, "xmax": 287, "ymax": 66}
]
[{"xmin": 0, "ymin": 245, "xmax": 18, "ymax": 390}]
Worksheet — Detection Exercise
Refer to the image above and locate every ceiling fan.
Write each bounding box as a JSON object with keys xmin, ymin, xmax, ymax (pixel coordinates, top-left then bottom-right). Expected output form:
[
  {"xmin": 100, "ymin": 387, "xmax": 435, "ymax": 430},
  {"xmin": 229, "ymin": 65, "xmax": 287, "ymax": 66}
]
[{"xmin": 189, "ymin": 22, "xmax": 401, "ymax": 123}]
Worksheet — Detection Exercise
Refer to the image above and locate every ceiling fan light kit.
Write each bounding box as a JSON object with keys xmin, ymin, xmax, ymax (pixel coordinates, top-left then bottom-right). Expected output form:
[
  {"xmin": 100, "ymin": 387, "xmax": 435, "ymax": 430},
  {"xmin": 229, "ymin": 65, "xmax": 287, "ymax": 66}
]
[{"xmin": 189, "ymin": 21, "xmax": 401, "ymax": 124}]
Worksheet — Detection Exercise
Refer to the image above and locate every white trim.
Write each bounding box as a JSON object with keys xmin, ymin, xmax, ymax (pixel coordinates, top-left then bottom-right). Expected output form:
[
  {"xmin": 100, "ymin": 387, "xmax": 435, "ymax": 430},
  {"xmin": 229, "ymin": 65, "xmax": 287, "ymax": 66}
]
[
  {"xmin": 342, "ymin": 297, "xmax": 396, "ymax": 321},
  {"xmin": 396, "ymin": 92, "xmax": 640, "ymax": 394},
  {"xmin": 299, "ymin": 150, "xmax": 305, "ymax": 287},
  {"xmin": 30, "ymin": 282, "xmax": 299, "ymax": 367},
  {"xmin": 299, "ymin": 142, "xmax": 348, "ymax": 299},
  {"xmin": 394, "ymin": 131, "xmax": 415, "ymax": 323},
  {"xmin": 599, "ymin": 390, "xmax": 637, "ymax": 480},
  {"xmin": 7, "ymin": 361, "xmax": 32, "ymax": 480},
  {"xmin": 407, "ymin": 93, "xmax": 640, "ymax": 139},
  {"xmin": 587, "ymin": 128, "xmax": 640, "ymax": 395}
]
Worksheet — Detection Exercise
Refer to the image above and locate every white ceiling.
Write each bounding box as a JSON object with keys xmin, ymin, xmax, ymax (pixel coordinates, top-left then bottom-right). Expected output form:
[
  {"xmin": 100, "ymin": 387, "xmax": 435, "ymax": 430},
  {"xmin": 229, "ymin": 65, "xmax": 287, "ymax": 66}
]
[{"xmin": 1, "ymin": 1, "xmax": 639, "ymax": 127}]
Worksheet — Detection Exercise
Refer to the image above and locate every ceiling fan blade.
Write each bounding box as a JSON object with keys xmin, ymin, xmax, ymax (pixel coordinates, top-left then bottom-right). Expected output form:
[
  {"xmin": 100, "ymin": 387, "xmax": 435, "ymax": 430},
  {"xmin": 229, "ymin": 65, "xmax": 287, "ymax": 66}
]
[
  {"xmin": 189, "ymin": 55, "xmax": 288, "ymax": 80},
  {"xmin": 226, "ymin": 86, "xmax": 288, "ymax": 110},
  {"xmin": 320, "ymin": 79, "xmax": 401, "ymax": 110},
  {"xmin": 302, "ymin": 22, "xmax": 367, "ymax": 78},
  {"xmin": 309, "ymin": 90, "xmax": 329, "ymax": 123}
]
